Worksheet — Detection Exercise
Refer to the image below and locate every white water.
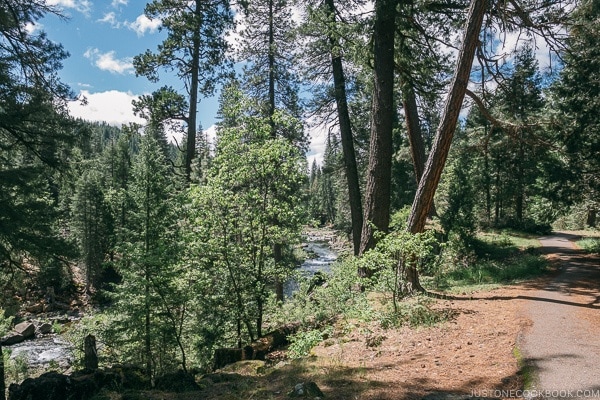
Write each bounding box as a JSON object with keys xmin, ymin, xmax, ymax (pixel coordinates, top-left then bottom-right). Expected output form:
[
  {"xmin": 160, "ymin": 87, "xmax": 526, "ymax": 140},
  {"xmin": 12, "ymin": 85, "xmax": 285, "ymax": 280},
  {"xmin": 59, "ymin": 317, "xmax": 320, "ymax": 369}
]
[
  {"xmin": 5, "ymin": 335, "xmax": 73, "ymax": 368},
  {"xmin": 284, "ymin": 239, "xmax": 338, "ymax": 297}
]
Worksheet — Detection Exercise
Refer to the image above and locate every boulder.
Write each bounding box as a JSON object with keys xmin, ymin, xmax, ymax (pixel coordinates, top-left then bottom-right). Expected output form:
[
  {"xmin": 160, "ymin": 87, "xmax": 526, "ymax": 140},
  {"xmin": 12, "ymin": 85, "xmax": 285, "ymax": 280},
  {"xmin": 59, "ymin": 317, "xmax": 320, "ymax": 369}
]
[
  {"xmin": 154, "ymin": 370, "xmax": 200, "ymax": 392},
  {"xmin": 14, "ymin": 322, "xmax": 35, "ymax": 338},
  {"xmin": 37, "ymin": 323, "xmax": 53, "ymax": 335},
  {"xmin": 1, "ymin": 333, "xmax": 25, "ymax": 346},
  {"xmin": 8, "ymin": 371, "xmax": 99, "ymax": 400},
  {"xmin": 25, "ymin": 303, "xmax": 44, "ymax": 314},
  {"xmin": 288, "ymin": 381, "xmax": 325, "ymax": 398},
  {"xmin": 8, "ymin": 367, "xmax": 151, "ymax": 400}
]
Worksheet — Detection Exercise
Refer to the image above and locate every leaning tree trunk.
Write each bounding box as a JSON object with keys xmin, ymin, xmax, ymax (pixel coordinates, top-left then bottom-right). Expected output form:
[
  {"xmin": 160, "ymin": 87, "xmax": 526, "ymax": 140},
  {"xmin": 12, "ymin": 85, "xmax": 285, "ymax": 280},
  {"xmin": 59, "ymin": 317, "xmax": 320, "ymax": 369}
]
[
  {"xmin": 325, "ymin": 0, "xmax": 363, "ymax": 256},
  {"xmin": 402, "ymin": 84, "xmax": 437, "ymax": 217},
  {"xmin": 403, "ymin": 0, "xmax": 488, "ymax": 293},
  {"xmin": 358, "ymin": 0, "xmax": 397, "ymax": 269}
]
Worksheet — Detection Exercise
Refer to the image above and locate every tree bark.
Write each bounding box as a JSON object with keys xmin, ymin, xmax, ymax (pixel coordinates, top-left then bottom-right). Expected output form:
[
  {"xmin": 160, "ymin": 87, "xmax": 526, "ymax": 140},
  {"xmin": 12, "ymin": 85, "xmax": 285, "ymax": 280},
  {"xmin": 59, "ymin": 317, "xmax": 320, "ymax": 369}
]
[
  {"xmin": 84, "ymin": 334, "xmax": 99, "ymax": 371},
  {"xmin": 268, "ymin": 0, "xmax": 276, "ymax": 128},
  {"xmin": 586, "ymin": 207, "xmax": 597, "ymax": 228},
  {"xmin": 325, "ymin": 0, "xmax": 363, "ymax": 256},
  {"xmin": 404, "ymin": 0, "xmax": 488, "ymax": 289},
  {"xmin": 185, "ymin": 0, "xmax": 202, "ymax": 183},
  {"xmin": 402, "ymin": 84, "xmax": 437, "ymax": 217},
  {"xmin": 358, "ymin": 0, "xmax": 397, "ymax": 266}
]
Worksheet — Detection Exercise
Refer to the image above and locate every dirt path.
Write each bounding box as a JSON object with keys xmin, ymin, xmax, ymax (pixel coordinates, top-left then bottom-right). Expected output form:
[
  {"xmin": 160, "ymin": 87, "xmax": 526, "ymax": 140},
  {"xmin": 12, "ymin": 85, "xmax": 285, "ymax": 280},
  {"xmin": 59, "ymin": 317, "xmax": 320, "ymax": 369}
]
[{"xmin": 522, "ymin": 233, "xmax": 600, "ymax": 398}]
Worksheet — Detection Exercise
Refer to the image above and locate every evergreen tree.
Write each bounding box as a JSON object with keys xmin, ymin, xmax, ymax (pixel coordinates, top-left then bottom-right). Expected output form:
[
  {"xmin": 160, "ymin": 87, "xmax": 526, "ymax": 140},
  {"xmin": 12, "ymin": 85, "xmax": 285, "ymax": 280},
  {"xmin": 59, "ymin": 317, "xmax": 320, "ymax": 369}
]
[
  {"xmin": 71, "ymin": 168, "xmax": 113, "ymax": 293},
  {"xmin": 550, "ymin": 0, "xmax": 600, "ymax": 227},
  {"xmin": 493, "ymin": 46, "xmax": 545, "ymax": 226},
  {"xmin": 238, "ymin": 0, "xmax": 305, "ymax": 147},
  {"xmin": 133, "ymin": 0, "xmax": 233, "ymax": 182},
  {"xmin": 0, "ymin": 0, "xmax": 75, "ymax": 279},
  {"xmin": 108, "ymin": 135, "xmax": 188, "ymax": 377}
]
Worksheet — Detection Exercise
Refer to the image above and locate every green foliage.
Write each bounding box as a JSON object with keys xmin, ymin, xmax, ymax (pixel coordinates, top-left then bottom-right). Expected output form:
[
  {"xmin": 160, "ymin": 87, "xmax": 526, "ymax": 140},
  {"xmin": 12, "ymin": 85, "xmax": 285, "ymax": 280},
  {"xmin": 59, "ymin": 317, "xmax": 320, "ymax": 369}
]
[
  {"xmin": 0, "ymin": 0, "xmax": 77, "ymax": 289},
  {"xmin": 71, "ymin": 168, "xmax": 113, "ymax": 291},
  {"xmin": 102, "ymin": 135, "xmax": 195, "ymax": 377},
  {"xmin": 288, "ymin": 327, "xmax": 333, "ymax": 359},
  {"xmin": 3, "ymin": 351, "xmax": 29, "ymax": 385},
  {"xmin": 0, "ymin": 309, "xmax": 13, "ymax": 336},
  {"xmin": 191, "ymin": 107, "xmax": 307, "ymax": 341},
  {"xmin": 360, "ymin": 228, "xmax": 438, "ymax": 298},
  {"xmin": 577, "ymin": 238, "xmax": 600, "ymax": 254},
  {"xmin": 549, "ymin": 0, "xmax": 600, "ymax": 217},
  {"xmin": 432, "ymin": 232, "xmax": 548, "ymax": 291},
  {"xmin": 380, "ymin": 297, "xmax": 451, "ymax": 329},
  {"xmin": 439, "ymin": 151, "xmax": 476, "ymax": 241},
  {"xmin": 36, "ymin": 257, "xmax": 73, "ymax": 294}
]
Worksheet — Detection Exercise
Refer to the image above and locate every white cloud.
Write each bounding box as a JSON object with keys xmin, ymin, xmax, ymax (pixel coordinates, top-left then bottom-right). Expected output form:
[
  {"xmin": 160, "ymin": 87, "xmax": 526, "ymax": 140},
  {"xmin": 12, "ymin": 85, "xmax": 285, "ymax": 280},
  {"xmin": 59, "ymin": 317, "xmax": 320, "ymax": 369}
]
[
  {"xmin": 98, "ymin": 12, "xmax": 121, "ymax": 28},
  {"xmin": 305, "ymin": 118, "xmax": 331, "ymax": 167},
  {"xmin": 77, "ymin": 82, "xmax": 92, "ymax": 88},
  {"xmin": 69, "ymin": 90, "xmax": 145, "ymax": 127},
  {"xmin": 24, "ymin": 22, "xmax": 42, "ymax": 34},
  {"xmin": 126, "ymin": 14, "xmax": 161, "ymax": 36},
  {"xmin": 46, "ymin": 0, "xmax": 92, "ymax": 15},
  {"xmin": 84, "ymin": 48, "xmax": 134, "ymax": 74},
  {"xmin": 111, "ymin": 0, "xmax": 128, "ymax": 7}
]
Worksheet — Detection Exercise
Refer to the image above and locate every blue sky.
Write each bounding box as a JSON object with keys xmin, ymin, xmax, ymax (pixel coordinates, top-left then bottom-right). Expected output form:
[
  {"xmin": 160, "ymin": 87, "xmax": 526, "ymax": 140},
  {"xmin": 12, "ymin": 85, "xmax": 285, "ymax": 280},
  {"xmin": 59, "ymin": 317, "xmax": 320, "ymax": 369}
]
[
  {"xmin": 36, "ymin": 0, "xmax": 328, "ymax": 165},
  {"xmin": 38, "ymin": 0, "xmax": 227, "ymax": 137}
]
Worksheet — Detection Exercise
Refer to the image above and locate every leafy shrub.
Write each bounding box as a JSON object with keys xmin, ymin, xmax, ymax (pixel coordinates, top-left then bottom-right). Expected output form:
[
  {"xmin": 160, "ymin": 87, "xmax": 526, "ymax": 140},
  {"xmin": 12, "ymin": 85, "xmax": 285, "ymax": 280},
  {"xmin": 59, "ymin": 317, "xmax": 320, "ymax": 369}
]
[
  {"xmin": 380, "ymin": 297, "xmax": 452, "ymax": 329},
  {"xmin": 577, "ymin": 238, "xmax": 600, "ymax": 254},
  {"xmin": 287, "ymin": 327, "xmax": 332, "ymax": 358}
]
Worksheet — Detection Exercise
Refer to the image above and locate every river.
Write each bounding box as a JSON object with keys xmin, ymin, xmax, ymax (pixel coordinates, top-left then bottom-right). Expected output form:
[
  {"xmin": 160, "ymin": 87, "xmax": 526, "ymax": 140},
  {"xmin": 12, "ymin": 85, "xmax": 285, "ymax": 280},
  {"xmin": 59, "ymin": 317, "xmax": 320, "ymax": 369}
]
[
  {"xmin": 4, "ymin": 232, "xmax": 339, "ymax": 372},
  {"xmin": 4, "ymin": 335, "xmax": 73, "ymax": 369},
  {"xmin": 284, "ymin": 235, "xmax": 338, "ymax": 297}
]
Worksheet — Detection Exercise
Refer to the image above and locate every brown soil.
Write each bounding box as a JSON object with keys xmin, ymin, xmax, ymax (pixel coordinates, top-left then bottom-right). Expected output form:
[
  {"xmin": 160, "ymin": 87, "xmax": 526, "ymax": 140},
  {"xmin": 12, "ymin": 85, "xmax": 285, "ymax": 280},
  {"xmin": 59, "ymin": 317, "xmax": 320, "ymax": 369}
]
[
  {"xmin": 138, "ymin": 284, "xmax": 541, "ymax": 400},
  {"xmin": 86, "ymin": 233, "xmax": 600, "ymax": 399}
]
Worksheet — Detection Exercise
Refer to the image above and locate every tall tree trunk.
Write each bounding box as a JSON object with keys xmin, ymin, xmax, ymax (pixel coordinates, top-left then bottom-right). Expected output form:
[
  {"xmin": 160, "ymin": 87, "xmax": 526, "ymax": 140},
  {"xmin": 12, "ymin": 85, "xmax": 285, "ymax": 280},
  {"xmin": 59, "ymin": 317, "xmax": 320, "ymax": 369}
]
[
  {"xmin": 325, "ymin": 0, "xmax": 363, "ymax": 256},
  {"xmin": 266, "ymin": 0, "xmax": 285, "ymax": 303},
  {"xmin": 185, "ymin": 0, "xmax": 202, "ymax": 183},
  {"xmin": 516, "ymin": 139, "xmax": 525, "ymax": 223},
  {"xmin": 144, "ymin": 186, "xmax": 152, "ymax": 380},
  {"xmin": 402, "ymin": 84, "xmax": 437, "ymax": 217},
  {"xmin": 358, "ymin": 0, "xmax": 397, "ymax": 266},
  {"xmin": 403, "ymin": 0, "xmax": 488, "ymax": 291},
  {"xmin": 268, "ymin": 0, "xmax": 276, "ymax": 129},
  {"xmin": 484, "ymin": 126, "xmax": 492, "ymax": 225},
  {"xmin": 586, "ymin": 207, "xmax": 597, "ymax": 228}
]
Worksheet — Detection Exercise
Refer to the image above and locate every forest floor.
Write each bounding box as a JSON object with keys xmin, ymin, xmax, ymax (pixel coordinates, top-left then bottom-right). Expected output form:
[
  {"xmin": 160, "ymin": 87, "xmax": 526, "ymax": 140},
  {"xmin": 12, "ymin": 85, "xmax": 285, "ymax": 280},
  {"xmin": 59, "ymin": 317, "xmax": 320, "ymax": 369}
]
[
  {"xmin": 11, "ymin": 231, "xmax": 598, "ymax": 400},
  {"xmin": 145, "ymin": 231, "xmax": 599, "ymax": 400}
]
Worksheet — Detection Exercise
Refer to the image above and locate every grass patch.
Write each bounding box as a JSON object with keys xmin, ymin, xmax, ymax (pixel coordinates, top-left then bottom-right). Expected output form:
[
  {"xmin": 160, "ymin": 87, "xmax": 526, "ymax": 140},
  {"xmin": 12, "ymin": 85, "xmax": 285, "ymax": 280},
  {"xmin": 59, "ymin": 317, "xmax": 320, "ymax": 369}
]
[
  {"xmin": 577, "ymin": 237, "xmax": 600, "ymax": 254},
  {"xmin": 379, "ymin": 296, "xmax": 454, "ymax": 329},
  {"xmin": 430, "ymin": 230, "xmax": 548, "ymax": 292},
  {"xmin": 513, "ymin": 346, "xmax": 536, "ymax": 390}
]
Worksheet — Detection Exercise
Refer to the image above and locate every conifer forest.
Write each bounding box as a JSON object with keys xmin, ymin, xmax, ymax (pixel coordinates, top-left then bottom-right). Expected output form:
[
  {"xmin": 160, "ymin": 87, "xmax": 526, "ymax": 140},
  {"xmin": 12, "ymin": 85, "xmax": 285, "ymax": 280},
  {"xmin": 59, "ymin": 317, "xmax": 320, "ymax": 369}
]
[{"xmin": 1, "ymin": 0, "xmax": 599, "ymax": 398}]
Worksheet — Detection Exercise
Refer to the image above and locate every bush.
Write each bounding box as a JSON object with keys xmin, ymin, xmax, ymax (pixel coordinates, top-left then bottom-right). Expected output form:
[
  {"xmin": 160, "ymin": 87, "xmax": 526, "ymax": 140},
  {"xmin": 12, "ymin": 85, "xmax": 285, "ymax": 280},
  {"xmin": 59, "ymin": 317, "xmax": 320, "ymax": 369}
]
[
  {"xmin": 380, "ymin": 297, "xmax": 452, "ymax": 329},
  {"xmin": 287, "ymin": 327, "xmax": 332, "ymax": 358},
  {"xmin": 577, "ymin": 238, "xmax": 600, "ymax": 254}
]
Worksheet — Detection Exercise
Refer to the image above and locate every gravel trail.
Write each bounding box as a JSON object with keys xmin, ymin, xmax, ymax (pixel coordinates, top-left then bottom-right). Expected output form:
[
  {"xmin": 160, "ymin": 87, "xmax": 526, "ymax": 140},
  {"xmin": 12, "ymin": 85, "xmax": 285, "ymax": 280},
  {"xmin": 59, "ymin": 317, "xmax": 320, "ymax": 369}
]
[{"xmin": 522, "ymin": 233, "xmax": 600, "ymax": 399}]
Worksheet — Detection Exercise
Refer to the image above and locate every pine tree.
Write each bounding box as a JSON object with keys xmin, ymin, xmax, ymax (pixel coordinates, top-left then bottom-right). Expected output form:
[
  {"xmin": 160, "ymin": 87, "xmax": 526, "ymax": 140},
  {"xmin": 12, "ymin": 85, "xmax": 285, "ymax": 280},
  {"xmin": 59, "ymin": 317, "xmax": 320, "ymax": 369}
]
[
  {"xmin": 133, "ymin": 0, "xmax": 232, "ymax": 182},
  {"xmin": 109, "ymin": 135, "xmax": 189, "ymax": 378},
  {"xmin": 550, "ymin": 0, "xmax": 600, "ymax": 227},
  {"xmin": 238, "ymin": 0, "xmax": 305, "ymax": 147},
  {"xmin": 0, "ymin": 0, "xmax": 75, "ymax": 277}
]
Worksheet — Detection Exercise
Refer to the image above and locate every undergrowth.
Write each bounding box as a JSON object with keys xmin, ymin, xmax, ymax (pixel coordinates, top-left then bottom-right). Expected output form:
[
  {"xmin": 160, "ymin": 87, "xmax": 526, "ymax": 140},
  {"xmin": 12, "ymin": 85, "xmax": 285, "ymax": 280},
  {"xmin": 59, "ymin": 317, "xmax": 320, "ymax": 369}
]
[
  {"xmin": 429, "ymin": 230, "xmax": 549, "ymax": 291},
  {"xmin": 577, "ymin": 237, "xmax": 600, "ymax": 254}
]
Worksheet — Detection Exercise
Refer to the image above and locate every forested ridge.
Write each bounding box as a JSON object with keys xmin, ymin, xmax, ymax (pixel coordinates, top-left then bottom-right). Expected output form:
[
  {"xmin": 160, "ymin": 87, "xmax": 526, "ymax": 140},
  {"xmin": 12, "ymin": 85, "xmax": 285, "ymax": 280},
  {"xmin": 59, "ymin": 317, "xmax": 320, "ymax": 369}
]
[{"xmin": 0, "ymin": 0, "xmax": 599, "ymax": 397}]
